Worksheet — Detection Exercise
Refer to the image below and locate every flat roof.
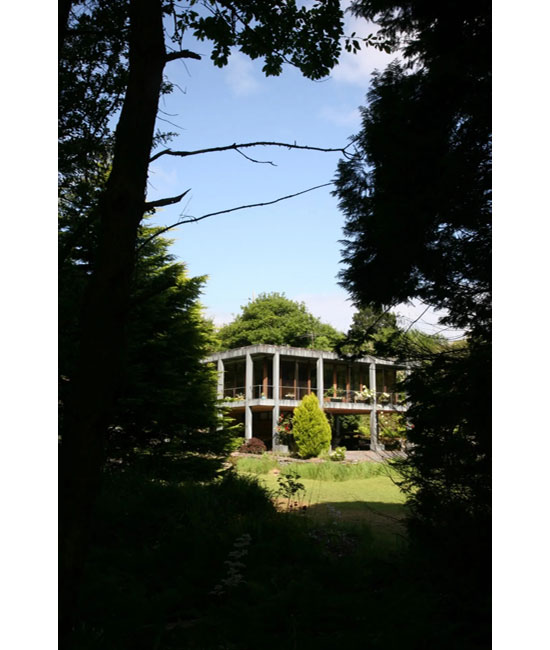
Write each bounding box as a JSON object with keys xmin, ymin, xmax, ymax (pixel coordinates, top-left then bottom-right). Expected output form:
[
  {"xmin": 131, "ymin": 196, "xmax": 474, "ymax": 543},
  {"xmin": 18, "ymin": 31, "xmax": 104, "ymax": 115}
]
[{"xmin": 204, "ymin": 344, "xmax": 407, "ymax": 367}]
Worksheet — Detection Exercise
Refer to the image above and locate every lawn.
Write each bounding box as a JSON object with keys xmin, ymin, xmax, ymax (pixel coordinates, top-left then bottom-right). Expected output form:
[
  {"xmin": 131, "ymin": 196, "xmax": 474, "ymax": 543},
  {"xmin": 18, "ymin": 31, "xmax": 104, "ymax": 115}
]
[
  {"xmin": 71, "ymin": 453, "xmax": 489, "ymax": 649},
  {"xmin": 235, "ymin": 456, "xmax": 408, "ymax": 546}
]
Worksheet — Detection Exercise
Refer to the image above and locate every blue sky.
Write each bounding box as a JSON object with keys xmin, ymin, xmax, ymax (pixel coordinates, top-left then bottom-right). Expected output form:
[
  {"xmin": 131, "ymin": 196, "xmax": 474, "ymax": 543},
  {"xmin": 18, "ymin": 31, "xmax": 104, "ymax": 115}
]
[{"xmin": 144, "ymin": 4, "xmax": 460, "ymax": 338}]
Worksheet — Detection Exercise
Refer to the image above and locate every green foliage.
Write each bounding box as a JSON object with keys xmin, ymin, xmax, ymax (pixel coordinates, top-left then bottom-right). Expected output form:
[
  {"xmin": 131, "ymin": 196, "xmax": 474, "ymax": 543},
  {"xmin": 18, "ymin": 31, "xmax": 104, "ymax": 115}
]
[
  {"xmin": 282, "ymin": 460, "xmax": 391, "ymax": 482},
  {"xmin": 334, "ymin": 0, "xmax": 491, "ymax": 561},
  {"xmin": 332, "ymin": 414, "xmax": 370, "ymax": 449},
  {"xmin": 60, "ymin": 0, "xmax": 345, "ymax": 217},
  {"xmin": 188, "ymin": 1, "xmax": 344, "ymax": 80},
  {"xmin": 330, "ymin": 446, "xmax": 347, "ymax": 462},
  {"xmin": 378, "ymin": 412, "xmax": 406, "ymax": 439},
  {"xmin": 291, "ymin": 394, "xmax": 332, "ymax": 458},
  {"xmin": 59, "ymin": 0, "xmax": 129, "ymax": 205},
  {"xmin": 394, "ymin": 342, "xmax": 491, "ymax": 531},
  {"xmin": 216, "ymin": 292, "xmax": 344, "ymax": 351},
  {"xmin": 335, "ymin": 3, "xmax": 491, "ymax": 338},
  {"xmin": 275, "ymin": 472, "xmax": 305, "ymax": 502},
  {"xmin": 338, "ymin": 304, "xmax": 446, "ymax": 360},
  {"xmin": 235, "ymin": 456, "xmax": 279, "ymax": 475},
  {"xmin": 59, "ymin": 223, "xmax": 223, "ymax": 453},
  {"xmin": 235, "ymin": 456, "xmax": 394, "ymax": 481},
  {"xmin": 74, "ymin": 456, "xmax": 489, "ymax": 649}
]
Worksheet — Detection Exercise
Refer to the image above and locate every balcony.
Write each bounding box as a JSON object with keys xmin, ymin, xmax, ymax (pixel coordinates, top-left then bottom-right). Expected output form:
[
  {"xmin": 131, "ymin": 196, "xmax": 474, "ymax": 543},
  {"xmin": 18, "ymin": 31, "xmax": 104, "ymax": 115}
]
[{"xmin": 323, "ymin": 390, "xmax": 406, "ymax": 409}]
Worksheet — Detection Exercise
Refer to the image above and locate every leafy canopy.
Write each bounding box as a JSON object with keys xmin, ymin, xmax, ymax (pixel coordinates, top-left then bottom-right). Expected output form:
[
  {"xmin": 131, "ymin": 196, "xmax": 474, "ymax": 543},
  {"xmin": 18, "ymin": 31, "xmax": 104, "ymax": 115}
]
[
  {"xmin": 335, "ymin": 1, "xmax": 491, "ymax": 555},
  {"xmin": 335, "ymin": 1, "xmax": 491, "ymax": 339},
  {"xmin": 337, "ymin": 304, "xmax": 447, "ymax": 361},
  {"xmin": 216, "ymin": 292, "xmax": 344, "ymax": 351}
]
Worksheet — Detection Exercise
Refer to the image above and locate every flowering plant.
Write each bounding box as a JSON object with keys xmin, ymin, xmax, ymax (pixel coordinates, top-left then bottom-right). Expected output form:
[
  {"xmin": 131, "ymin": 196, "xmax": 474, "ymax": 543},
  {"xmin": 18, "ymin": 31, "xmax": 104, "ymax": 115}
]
[
  {"xmin": 276, "ymin": 413, "xmax": 294, "ymax": 445},
  {"xmin": 354, "ymin": 387, "xmax": 373, "ymax": 401}
]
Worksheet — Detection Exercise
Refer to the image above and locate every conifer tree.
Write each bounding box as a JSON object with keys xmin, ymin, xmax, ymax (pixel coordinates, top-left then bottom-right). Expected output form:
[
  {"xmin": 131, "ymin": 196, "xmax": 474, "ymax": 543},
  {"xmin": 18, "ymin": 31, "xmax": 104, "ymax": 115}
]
[{"xmin": 292, "ymin": 394, "xmax": 331, "ymax": 458}]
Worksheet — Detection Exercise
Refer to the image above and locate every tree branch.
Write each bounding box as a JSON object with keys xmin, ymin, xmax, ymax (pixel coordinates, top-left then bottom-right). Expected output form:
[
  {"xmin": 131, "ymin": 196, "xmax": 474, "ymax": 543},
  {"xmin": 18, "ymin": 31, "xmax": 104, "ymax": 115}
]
[
  {"xmin": 235, "ymin": 148, "xmax": 277, "ymax": 166},
  {"xmin": 137, "ymin": 182, "xmax": 333, "ymax": 250},
  {"xmin": 165, "ymin": 49, "xmax": 201, "ymax": 62},
  {"xmin": 144, "ymin": 189, "xmax": 190, "ymax": 211},
  {"xmin": 150, "ymin": 141, "xmax": 351, "ymax": 163}
]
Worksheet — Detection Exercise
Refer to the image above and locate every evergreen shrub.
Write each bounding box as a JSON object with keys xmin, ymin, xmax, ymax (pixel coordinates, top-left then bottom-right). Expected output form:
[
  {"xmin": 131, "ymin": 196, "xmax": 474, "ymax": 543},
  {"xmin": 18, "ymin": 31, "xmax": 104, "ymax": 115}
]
[{"xmin": 292, "ymin": 394, "xmax": 331, "ymax": 458}]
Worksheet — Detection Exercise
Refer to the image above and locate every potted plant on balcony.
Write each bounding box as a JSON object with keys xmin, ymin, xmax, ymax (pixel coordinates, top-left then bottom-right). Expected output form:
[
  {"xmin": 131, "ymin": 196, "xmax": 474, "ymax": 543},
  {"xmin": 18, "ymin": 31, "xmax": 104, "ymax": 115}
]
[
  {"xmin": 325, "ymin": 388, "xmax": 345, "ymax": 401},
  {"xmin": 377, "ymin": 391, "xmax": 391, "ymax": 405},
  {"xmin": 354, "ymin": 387, "xmax": 373, "ymax": 403}
]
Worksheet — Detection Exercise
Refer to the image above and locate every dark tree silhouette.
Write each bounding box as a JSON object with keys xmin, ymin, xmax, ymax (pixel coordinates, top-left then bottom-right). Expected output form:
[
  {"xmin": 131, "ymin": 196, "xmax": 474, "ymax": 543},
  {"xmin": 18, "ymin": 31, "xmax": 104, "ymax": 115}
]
[
  {"xmin": 333, "ymin": 0, "xmax": 491, "ymax": 565},
  {"xmin": 59, "ymin": 0, "xmax": 346, "ymax": 635}
]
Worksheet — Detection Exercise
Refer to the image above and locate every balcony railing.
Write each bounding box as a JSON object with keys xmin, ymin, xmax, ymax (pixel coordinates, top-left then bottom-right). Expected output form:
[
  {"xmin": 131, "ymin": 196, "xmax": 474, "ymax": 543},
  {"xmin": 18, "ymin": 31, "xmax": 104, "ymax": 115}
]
[
  {"xmin": 222, "ymin": 385, "xmax": 406, "ymax": 406},
  {"xmin": 323, "ymin": 390, "xmax": 406, "ymax": 406},
  {"xmin": 279, "ymin": 385, "xmax": 316, "ymax": 400},
  {"xmin": 223, "ymin": 386, "xmax": 246, "ymax": 401},
  {"xmin": 251, "ymin": 384, "xmax": 273, "ymax": 399}
]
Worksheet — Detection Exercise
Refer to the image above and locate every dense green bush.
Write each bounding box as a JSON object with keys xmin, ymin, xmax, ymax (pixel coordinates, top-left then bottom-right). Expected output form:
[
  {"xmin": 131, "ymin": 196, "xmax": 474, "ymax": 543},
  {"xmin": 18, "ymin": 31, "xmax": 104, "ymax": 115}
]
[
  {"xmin": 330, "ymin": 446, "xmax": 347, "ymax": 462},
  {"xmin": 292, "ymin": 394, "xmax": 332, "ymax": 458}
]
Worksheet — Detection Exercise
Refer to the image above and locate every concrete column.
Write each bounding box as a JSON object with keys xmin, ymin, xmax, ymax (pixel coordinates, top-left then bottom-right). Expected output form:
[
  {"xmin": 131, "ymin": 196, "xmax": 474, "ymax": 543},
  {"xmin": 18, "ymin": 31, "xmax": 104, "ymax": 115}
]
[
  {"xmin": 273, "ymin": 351, "xmax": 280, "ymax": 403},
  {"xmin": 262, "ymin": 357, "xmax": 268, "ymax": 396},
  {"xmin": 245, "ymin": 352, "xmax": 253, "ymax": 439},
  {"xmin": 216, "ymin": 358, "xmax": 224, "ymax": 400},
  {"xmin": 215, "ymin": 358, "xmax": 225, "ymax": 432},
  {"xmin": 369, "ymin": 361, "xmax": 384, "ymax": 451},
  {"xmin": 316, "ymin": 355, "xmax": 324, "ymax": 408},
  {"xmin": 272, "ymin": 352, "xmax": 285, "ymax": 452}
]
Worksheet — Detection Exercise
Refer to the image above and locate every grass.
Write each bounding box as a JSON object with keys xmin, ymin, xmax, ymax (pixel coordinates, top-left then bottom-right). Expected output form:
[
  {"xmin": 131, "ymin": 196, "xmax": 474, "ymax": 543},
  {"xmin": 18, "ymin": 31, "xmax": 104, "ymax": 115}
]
[
  {"xmin": 71, "ymin": 453, "xmax": 490, "ymax": 649},
  {"xmin": 234, "ymin": 455, "xmax": 400, "ymax": 480},
  {"xmin": 235, "ymin": 456, "xmax": 408, "ymax": 546},
  {"xmin": 233, "ymin": 454, "xmax": 280, "ymax": 475}
]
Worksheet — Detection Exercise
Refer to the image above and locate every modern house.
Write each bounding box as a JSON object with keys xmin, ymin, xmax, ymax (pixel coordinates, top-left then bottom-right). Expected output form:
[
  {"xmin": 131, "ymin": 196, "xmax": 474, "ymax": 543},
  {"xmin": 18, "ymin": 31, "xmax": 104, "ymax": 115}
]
[{"xmin": 204, "ymin": 344, "xmax": 409, "ymax": 452}]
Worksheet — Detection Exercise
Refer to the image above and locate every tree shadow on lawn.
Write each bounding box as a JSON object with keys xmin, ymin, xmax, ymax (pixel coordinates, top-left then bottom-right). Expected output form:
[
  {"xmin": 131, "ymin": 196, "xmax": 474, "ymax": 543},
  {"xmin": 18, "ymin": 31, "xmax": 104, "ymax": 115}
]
[
  {"xmin": 73, "ymin": 466, "xmax": 488, "ymax": 650},
  {"xmin": 301, "ymin": 500, "xmax": 409, "ymax": 548}
]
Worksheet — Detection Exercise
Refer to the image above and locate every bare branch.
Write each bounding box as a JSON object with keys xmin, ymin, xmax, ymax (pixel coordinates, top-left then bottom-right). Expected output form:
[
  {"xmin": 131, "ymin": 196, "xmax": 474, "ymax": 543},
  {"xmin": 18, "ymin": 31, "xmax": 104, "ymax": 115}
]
[
  {"xmin": 144, "ymin": 189, "xmax": 190, "ymax": 211},
  {"xmin": 137, "ymin": 182, "xmax": 333, "ymax": 250},
  {"xmin": 156, "ymin": 115, "xmax": 186, "ymax": 130},
  {"xmin": 165, "ymin": 50, "xmax": 201, "ymax": 62},
  {"xmin": 150, "ymin": 141, "xmax": 350, "ymax": 163},
  {"xmin": 235, "ymin": 148, "xmax": 277, "ymax": 166},
  {"xmin": 403, "ymin": 304, "xmax": 431, "ymax": 334}
]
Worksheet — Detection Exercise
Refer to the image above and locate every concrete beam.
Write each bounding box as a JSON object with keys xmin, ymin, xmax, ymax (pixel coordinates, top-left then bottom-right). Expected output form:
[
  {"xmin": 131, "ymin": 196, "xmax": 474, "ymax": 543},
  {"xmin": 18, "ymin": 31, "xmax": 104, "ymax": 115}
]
[{"xmin": 204, "ymin": 344, "xmax": 404, "ymax": 368}]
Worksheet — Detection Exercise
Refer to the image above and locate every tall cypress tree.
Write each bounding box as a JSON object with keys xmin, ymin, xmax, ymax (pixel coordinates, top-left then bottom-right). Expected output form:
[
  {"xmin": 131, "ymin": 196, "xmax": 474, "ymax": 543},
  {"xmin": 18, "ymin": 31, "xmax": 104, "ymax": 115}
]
[{"xmin": 292, "ymin": 394, "xmax": 332, "ymax": 458}]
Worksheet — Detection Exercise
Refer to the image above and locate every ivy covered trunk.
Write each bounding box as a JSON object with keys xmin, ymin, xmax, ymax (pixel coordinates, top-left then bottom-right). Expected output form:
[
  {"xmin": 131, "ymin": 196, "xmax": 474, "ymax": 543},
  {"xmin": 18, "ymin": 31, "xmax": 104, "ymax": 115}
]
[{"xmin": 59, "ymin": 0, "xmax": 165, "ymax": 638}]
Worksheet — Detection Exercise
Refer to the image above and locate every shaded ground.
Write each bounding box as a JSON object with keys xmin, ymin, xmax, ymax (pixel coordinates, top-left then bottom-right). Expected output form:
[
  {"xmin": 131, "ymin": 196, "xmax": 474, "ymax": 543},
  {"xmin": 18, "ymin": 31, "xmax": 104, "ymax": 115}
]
[
  {"xmin": 71, "ymin": 454, "xmax": 490, "ymax": 649},
  {"xmin": 258, "ymin": 473, "xmax": 408, "ymax": 546}
]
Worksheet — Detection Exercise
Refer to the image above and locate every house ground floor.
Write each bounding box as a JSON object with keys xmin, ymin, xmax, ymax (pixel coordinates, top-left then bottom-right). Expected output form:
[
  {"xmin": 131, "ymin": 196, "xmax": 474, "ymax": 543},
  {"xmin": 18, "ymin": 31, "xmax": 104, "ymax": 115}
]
[{"xmin": 225, "ymin": 403, "xmax": 405, "ymax": 452}]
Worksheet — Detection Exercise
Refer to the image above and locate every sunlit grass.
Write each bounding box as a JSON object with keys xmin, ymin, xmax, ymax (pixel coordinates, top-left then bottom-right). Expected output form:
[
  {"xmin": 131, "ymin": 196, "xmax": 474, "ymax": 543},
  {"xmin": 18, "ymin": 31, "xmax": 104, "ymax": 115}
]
[
  {"xmin": 235, "ymin": 458, "xmax": 408, "ymax": 546},
  {"xmin": 233, "ymin": 454, "xmax": 279, "ymax": 474},
  {"xmin": 234, "ymin": 456, "xmax": 400, "ymax": 481}
]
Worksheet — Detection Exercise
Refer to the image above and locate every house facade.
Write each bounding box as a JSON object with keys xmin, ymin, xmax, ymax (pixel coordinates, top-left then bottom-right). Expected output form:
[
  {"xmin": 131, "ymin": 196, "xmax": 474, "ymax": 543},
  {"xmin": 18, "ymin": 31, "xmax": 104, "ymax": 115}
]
[{"xmin": 204, "ymin": 344, "xmax": 409, "ymax": 452}]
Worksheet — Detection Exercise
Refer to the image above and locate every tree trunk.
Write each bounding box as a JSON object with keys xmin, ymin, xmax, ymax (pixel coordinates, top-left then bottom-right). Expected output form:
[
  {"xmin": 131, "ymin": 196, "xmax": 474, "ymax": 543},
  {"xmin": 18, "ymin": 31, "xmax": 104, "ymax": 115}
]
[{"xmin": 59, "ymin": 0, "xmax": 165, "ymax": 640}]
